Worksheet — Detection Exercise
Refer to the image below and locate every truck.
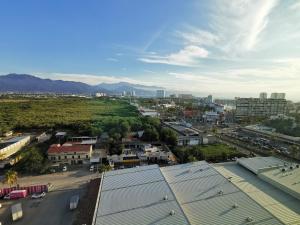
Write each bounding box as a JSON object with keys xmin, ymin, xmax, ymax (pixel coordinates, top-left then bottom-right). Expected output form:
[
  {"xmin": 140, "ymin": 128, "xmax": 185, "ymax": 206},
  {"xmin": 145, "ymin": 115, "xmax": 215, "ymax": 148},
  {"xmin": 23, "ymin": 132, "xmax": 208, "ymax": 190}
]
[
  {"xmin": 11, "ymin": 203, "xmax": 23, "ymax": 221},
  {"xmin": 69, "ymin": 195, "xmax": 79, "ymax": 210},
  {"xmin": 5, "ymin": 190, "xmax": 27, "ymax": 200}
]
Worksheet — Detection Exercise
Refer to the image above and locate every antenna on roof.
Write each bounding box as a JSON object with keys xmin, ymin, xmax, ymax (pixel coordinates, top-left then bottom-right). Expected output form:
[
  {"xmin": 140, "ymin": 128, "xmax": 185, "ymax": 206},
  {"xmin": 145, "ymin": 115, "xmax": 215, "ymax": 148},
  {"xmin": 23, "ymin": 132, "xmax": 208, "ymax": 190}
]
[{"xmin": 163, "ymin": 195, "xmax": 168, "ymax": 201}]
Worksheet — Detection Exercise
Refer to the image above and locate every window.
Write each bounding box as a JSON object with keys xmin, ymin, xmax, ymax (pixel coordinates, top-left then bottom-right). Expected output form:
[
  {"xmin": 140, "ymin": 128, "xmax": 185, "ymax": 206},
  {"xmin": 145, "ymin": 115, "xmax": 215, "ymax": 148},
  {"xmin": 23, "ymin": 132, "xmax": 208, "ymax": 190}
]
[
  {"xmin": 72, "ymin": 156, "xmax": 74, "ymax": 159},
  {"xmin": 78, "ymin": 155, "xmax": 80, "ymax": 159},
  {"xmin": 65, "ymin": 156, "xmax": 67, "ymax": 159},
  {"xmin": 58, "ymin": 156, "xmax": 61, "ymax": 160},
  {"xmin": 86, "ymin": 155, "xmax": 89, "ymax": 159}
]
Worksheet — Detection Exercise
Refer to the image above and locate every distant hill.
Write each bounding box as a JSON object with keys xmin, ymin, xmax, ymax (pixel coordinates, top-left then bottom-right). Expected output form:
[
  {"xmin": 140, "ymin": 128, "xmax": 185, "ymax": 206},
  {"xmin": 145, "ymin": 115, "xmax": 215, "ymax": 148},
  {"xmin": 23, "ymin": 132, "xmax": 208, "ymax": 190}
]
[{"xmin": 0, "ymin": 74, "xmax": 163, "ymax": 96}]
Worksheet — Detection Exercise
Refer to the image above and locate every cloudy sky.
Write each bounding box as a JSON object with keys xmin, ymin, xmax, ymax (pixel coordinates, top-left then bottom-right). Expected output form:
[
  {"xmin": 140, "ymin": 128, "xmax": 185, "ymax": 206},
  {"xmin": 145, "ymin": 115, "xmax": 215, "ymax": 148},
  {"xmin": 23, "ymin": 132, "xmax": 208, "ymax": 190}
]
[{"xmin": 0, "ymin": 0, "xmax": 300, "ymax": 100}]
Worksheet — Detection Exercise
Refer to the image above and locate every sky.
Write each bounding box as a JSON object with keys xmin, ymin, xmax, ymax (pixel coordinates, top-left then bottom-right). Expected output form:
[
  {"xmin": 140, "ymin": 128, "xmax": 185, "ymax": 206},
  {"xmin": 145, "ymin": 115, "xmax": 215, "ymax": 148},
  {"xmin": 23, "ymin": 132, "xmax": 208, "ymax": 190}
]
[{"xmin": 0, "ymin": 0, "xmax": 300, "ymax": 101}]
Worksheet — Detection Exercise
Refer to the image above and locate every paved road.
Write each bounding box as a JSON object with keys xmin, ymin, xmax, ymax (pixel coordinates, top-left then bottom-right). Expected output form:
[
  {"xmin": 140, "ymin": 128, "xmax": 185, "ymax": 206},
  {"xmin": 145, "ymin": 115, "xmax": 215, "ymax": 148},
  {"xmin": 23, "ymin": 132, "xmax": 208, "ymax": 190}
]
[{"xmin": 0, "ymin": 169, "xmax": 100, "ymax": 225}]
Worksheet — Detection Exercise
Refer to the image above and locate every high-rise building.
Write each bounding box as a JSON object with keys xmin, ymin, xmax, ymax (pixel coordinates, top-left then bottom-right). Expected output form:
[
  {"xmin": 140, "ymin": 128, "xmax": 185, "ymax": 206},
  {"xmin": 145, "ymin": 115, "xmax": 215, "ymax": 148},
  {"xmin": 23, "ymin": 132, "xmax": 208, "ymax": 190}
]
[
  {"xmin": 235, "ymin": 98, "xmax": 287, "ymax": 119},
  {"xmin": 207, "ymin": 95, "xmax": 213, "ymax": 103},
  {"xmin": 259, "ymin": 92, "xmax": 267, "ymax": 99},
  {"xmin": 270, "ymin": 93, "xmax": 285, "ymax": 99},
  {"xmin": 156, "ymin": 89, "xmax": 166, "ymax": 98}
]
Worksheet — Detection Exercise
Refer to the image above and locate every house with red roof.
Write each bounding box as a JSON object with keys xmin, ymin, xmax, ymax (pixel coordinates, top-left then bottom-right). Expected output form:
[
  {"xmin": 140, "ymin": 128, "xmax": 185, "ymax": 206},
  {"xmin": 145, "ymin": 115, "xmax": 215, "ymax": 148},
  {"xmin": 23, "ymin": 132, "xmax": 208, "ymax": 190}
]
[{"xmin": 47, "ymin": 143, "xmax": 92, "ymax": 165}]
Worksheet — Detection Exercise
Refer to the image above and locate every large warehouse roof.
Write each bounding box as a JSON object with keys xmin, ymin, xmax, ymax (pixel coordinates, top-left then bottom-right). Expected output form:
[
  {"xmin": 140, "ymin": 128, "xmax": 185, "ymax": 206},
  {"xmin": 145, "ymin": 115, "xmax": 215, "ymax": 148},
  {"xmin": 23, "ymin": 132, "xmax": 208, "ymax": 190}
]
[
  {"xmin": 94, "ymin": 161, "xmax": 284, "ymax": 225},
  {"xmin": 94, "ymin": 164, "xmax": 190, "ymax": 225}
]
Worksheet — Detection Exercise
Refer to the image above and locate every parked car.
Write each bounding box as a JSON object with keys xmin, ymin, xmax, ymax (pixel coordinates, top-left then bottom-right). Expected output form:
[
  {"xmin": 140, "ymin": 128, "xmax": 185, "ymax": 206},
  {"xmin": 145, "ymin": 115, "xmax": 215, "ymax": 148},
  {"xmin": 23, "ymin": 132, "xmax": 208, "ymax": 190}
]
[
  {"xmin": 62, "ymin": 165, "xmax": 67, "ymax": 172},
  {"xmin": 31, "ymin": 192, "xmax": 46, "ymax": 199},
  {"xmin": 70, "ymin": 195, "xmax": 79, "ymax": 210},
  {"xmin": 90, "ymin": 165, "xmax": 95, "ymax": 172}
]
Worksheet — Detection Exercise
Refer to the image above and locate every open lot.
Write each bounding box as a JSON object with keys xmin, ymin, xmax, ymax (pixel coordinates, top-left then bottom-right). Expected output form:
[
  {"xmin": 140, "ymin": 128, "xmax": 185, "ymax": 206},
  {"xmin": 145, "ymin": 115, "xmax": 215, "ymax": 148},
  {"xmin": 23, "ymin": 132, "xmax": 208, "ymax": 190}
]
[{"xmin": 0, "ymin": 169, "xmax": 100, "ymax": 225}]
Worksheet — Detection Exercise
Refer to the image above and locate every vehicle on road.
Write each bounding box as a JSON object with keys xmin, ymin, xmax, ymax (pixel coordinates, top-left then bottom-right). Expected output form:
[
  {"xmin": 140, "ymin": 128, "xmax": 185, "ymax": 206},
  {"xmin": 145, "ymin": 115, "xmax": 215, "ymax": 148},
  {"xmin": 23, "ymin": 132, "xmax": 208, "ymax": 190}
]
[
  {"xmin": 4, "ymin": 190, "xmax": 27, "ymax": 200},
  {"xmin": 70, "ymin": 195, "xmax": 79, "ymax": 210},
  {"xmin": 11, "ymin": 203, "xmax": 23, "ymax": 221},
  {"xmin": 90, "ymin": 165, "xmax": 95, "ymax": 172},
  {"xmin": 31, "ymin": 192, "xmax": 46, "ymax": 199}
]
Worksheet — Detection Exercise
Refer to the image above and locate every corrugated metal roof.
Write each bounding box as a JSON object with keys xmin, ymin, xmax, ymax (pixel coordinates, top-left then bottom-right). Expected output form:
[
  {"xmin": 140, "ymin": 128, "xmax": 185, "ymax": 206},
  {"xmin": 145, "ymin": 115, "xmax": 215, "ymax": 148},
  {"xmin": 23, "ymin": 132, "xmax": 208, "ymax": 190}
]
[
  {"xmin": 182, "ymin": 192, "xmax": 281, "ymax": 225},
  {"xmin": 95, "ymin": 161, "xmax": 284, "ymax": 225},
  {"xmin": 237, "ymin": 157, "xmax": 284, "ymax": 174},
  {"xmin": 214, "ymin": 162, "xmax": 300, "ymax": 225},
  {"xmin": 96, "ymin": 165, "xmax": 190, "ymax": 225},
  {"xmin": 259, "ymin": 165, "xmax": 300, "ymax": 200},
  {"xmin": 161, "ymin": 161, "xmax": 282, "ymax": 225},
  {"xmin": 101, "ymin": 167, "xmax": 164, "ymax": 191}
]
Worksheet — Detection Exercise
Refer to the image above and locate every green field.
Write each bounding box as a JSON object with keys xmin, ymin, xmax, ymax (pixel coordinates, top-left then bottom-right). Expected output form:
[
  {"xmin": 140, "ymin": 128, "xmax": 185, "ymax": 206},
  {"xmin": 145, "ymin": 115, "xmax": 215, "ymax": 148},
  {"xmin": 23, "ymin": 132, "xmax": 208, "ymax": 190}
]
[
  {"xmin": 0, "ymin": 97, "xmax": 139, "ymax": 135},
  {"xmin": 173, "ymin": 143, "xmax": 245, "ymax": 163}
]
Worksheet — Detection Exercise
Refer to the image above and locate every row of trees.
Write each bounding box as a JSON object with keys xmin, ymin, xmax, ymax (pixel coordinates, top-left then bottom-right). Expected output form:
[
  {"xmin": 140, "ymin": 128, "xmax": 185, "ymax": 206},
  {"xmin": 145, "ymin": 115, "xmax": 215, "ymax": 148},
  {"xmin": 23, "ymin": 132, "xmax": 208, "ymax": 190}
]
[{"xmin": 173, "ymin": 144, "xmax": 246, "ymax": 163}]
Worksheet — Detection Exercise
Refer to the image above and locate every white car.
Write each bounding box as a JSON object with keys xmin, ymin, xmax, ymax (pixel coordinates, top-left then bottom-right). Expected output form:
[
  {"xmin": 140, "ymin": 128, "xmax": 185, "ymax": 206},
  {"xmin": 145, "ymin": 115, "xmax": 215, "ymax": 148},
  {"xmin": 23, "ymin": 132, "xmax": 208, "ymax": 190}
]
[
  {"xmin": 3, "ymin": 194, "xmax": 10, "ymax": 200},
  {"xmin": 62, "ymin": 166, "xmax": 67, "ymax": 172},
  {"xmin": 90, "ymin": 165, "xmax": 95, "ymax": 172},
  {"xmin": 31, "ymin": 192, "xmax": 46, "ymax": 199}
]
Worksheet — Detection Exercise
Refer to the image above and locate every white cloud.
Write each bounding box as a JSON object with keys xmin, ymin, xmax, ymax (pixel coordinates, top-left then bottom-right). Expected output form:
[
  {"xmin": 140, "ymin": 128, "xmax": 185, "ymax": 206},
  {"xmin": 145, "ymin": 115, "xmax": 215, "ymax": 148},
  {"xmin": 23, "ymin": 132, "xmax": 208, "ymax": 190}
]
[
  {"xmin": 106, "ymin": 57, "xmax": 118, "ymax": 62},
  {"xmin": 176, "ymin": 28, "xmax": 219, "ymax": 46},
  {"xmin": 210, "ymin": 0, "xmax": 279, "ymax": 54},
  {"xmin": 139, "ymin": 45, "xmax": 208, "ymax": 66}
]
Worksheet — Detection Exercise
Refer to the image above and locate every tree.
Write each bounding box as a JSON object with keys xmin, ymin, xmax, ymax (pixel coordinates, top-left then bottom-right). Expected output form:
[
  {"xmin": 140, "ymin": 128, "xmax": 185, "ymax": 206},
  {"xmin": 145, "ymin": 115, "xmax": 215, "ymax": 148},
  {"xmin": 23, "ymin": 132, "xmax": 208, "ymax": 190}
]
[
  {"xmin": 160, "ymin": 128, "xmax": 178, "ymax": 146},
  {"xmin": 17, "ymin": 147, "xmax": 45, "ymax": 174},
  {"xmin": 142, "ymin": 127, "xmax": 159, "ymax": 142},
  {"xmin": 99, "ymin": 164, "xmax": 112, "ymax": 173},
  {"xmin": 3, "ymin": 170, "xmax": 18, "ymax": 187}
]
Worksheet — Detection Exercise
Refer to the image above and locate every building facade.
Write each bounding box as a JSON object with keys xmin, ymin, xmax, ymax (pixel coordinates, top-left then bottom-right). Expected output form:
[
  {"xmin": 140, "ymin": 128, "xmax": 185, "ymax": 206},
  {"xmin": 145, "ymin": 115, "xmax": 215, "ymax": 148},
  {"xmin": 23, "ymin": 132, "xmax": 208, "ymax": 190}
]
[
  {"xmin": 235, "ymin": 98, "xmax": 287, "ymax": 119},
  {"xmin": 47, "ymin": 144, "xmax": 92, "ymax": 165},
  {"xmin": 156, "ymin": 89, "xmax": 166, "ymax": 98}
]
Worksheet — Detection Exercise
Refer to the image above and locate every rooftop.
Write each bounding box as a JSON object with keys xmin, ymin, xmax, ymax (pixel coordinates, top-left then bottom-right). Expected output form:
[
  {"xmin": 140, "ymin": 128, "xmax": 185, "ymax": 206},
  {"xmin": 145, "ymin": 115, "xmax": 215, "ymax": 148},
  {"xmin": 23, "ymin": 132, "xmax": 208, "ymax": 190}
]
[
  {"xmin": 237, "ymin": 156, "xmax": 285, "ymax": 174},
  {"xmin": 94, "ymin": 161, "xmax": 284, "ymax": 225},
  {"xmin": 47, "ymin": 144, "xmax": 91, "ymax": 154},
  {"xmin": 214, "ymin": 162, "xmax": 300, "ymax": 225},
  {"xmin": 95, "ymin": 164, "xmax": 189, "ymax": 225}
]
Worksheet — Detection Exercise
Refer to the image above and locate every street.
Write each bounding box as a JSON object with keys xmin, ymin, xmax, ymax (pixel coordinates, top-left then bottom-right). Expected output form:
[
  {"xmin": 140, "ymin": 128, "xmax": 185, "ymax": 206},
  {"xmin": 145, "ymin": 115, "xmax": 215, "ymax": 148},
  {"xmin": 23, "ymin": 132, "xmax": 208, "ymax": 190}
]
[{"xmin": 0, "ymin": 169, "xmax": 100, "ymax": 225}]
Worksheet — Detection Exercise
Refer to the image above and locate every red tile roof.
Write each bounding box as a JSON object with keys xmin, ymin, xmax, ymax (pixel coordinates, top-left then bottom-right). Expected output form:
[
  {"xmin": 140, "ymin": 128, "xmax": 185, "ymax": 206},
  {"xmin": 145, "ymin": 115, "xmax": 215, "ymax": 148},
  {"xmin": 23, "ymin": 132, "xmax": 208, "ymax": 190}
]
[{"xmin": 48, "ymin": 144, "xmax": 91, "ymax": 154}]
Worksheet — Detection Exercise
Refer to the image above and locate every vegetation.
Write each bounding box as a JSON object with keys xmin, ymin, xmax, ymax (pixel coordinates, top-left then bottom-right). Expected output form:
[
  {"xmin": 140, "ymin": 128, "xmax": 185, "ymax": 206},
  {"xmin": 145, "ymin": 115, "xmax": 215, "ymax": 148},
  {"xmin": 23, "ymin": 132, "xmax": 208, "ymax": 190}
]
[
  {"xmin": 0, "ymin": 97, "xmax": 139, "ymax": 135},
  {"xmin": 263, "ymin": 118, "xmax": 300, "ymax": 137},
  {"xmin": 160, "ymin": 128, "xmax": 178, "ymax": 146},
  {"xmin": 3, "ymin": 170, "xmax": 18, "ymax": 187},
  {"xmin": 99, "ymin": 164, "xmax": 112, "ymax": 173},
  {"xmin": 173, "ymin": 144, "xmax": 245, "ymax": 163}
]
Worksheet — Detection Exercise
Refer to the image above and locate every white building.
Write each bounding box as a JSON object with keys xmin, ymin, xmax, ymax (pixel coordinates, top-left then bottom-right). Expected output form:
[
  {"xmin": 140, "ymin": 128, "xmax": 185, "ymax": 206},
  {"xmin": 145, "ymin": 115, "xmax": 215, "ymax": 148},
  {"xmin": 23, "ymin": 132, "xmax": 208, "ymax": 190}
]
[{"xmin": 156, "ymin": 89, "xmax": 166, "ymax": 98}]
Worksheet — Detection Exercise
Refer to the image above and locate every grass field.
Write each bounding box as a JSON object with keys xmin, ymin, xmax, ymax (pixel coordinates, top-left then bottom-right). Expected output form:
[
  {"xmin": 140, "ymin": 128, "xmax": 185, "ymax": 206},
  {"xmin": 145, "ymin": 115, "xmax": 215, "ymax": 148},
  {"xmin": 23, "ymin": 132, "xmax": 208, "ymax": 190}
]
[
  {"xmin": 0, "ymin": 97, "xmax": 139, "ymax": 134},
  {"xmin": 201, "ymin": 144, "xmax": 239, "ymax": 159}
]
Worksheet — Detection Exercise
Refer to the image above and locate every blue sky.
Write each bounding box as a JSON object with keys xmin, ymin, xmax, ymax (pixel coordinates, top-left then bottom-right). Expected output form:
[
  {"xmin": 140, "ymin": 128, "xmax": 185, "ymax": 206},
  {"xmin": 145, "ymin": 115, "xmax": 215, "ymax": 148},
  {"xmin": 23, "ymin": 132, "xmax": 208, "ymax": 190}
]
[{"xmin": 0, "ymin": 0, "xmax": 300, "ymax": 100}]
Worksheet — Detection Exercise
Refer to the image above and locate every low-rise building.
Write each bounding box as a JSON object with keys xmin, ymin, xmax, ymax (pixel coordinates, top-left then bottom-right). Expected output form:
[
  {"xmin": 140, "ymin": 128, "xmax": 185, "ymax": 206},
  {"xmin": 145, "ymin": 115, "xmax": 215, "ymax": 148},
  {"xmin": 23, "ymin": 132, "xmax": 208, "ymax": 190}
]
[
  {"xmin": 163, "ymin": 122, "xmax": 203, "ymax": 146},
  {"xmin": 47, "ymin": 143, "xmax": 92, "ymax": 165},
  {"xmin": 0, "ymin": 135, "xmax": 31, "ymax": 160}
]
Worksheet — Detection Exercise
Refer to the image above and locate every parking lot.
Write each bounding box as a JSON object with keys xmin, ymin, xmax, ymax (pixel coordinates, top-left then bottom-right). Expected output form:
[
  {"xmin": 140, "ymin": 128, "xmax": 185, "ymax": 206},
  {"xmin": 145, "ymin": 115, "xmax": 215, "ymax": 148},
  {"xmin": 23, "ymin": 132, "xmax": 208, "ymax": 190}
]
[{"xmin": 0, "ymin": 168, "xmax": 100, "ymax": 225}]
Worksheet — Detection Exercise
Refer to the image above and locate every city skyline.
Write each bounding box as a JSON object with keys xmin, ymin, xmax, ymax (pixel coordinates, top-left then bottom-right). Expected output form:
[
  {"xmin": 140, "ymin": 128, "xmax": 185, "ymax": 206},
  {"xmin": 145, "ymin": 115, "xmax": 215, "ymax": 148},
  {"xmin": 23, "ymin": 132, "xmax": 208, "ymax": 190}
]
[{"xmin": 0, "ymin": 0, "xmax": 300, "ymax": 100}]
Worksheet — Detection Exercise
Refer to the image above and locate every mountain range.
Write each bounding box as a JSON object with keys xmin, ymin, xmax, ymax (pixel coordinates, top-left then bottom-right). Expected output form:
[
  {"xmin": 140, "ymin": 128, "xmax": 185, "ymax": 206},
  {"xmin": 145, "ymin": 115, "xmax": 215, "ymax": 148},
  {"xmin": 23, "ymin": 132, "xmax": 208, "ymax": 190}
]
[{"xmin": 0, "ymin": 74, "xmax": 163, "ymax": 96}]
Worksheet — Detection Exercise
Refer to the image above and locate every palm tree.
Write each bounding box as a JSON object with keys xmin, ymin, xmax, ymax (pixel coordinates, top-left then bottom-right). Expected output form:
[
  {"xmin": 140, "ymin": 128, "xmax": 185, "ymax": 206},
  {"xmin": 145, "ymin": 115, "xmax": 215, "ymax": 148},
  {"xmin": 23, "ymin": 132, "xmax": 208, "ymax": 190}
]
[{"xmin": 3, "ymin": 170, "xmax": 18, "ymax": 187}]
